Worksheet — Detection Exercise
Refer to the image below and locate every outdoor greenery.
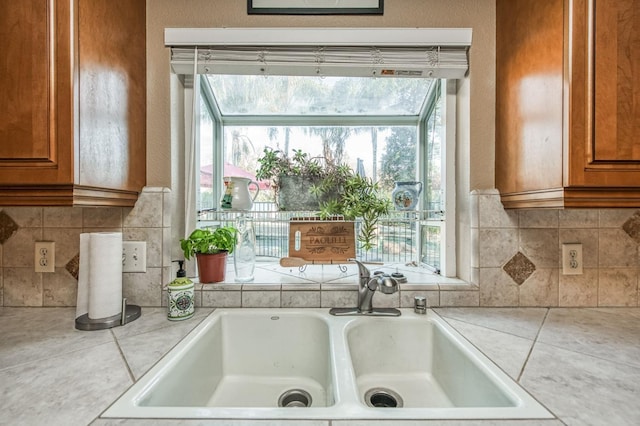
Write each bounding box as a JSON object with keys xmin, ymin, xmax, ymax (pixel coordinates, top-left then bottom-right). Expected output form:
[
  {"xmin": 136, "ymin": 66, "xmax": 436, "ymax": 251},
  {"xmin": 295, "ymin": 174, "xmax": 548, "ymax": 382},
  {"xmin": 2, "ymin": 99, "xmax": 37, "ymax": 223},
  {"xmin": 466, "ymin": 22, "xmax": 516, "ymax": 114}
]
[
  {"xmin": 207, "ymin": 74, "xmax": 431, "ymax": 193},
  {"xmin": 197, "ymin": 75, "xmax": 445, "ymax": 268},
  {"xmin": 379, "ymin": 127, "xmax": 418, "ymax": 189},
  {"xmin": 180, "ymin": 226, "xmax": 237, "ymax": 260}
]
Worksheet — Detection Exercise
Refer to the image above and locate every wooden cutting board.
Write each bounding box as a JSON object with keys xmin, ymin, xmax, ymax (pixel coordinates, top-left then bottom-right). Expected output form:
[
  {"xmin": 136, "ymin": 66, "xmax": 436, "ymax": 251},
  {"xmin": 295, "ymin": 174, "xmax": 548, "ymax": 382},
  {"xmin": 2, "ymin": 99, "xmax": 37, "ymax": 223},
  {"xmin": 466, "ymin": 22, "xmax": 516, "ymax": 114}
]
[{"xmin": 288, "ymin": 219, "xmax": 356, "ymax": 262}]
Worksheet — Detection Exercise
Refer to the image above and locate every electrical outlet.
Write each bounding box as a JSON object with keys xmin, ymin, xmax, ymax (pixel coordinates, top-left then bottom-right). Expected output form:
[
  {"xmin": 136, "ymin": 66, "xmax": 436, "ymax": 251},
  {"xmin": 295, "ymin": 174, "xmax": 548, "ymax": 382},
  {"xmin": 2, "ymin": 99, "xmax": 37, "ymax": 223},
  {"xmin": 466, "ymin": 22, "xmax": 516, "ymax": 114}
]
[
  {"xmin": 35, "ymin": 241, "xmax": 55, "ymax": 273},
  {"xmin": 122, "ymin": 241, "xmax": 147, "ymax": 273},
  {"xmin": 562, "ymin": 243, "xmax": 583, "ymax": 275}
]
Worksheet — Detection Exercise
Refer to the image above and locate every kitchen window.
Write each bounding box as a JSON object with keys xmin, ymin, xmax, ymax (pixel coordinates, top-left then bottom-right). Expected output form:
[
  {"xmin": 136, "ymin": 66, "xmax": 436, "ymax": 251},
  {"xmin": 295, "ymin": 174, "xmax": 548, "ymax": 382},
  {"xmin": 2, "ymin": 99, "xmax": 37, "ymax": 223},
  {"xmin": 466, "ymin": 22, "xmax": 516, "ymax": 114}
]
[{"xmin": 167, "ymin": 28, "xmax": 468, "ymax": 277}]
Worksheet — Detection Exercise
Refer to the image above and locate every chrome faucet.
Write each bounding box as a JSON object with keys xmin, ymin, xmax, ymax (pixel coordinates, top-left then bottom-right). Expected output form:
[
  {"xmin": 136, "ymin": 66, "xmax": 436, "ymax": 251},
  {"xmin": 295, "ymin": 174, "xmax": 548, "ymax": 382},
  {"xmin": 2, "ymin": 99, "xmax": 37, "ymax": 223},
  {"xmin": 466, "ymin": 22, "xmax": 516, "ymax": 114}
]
[{"xmin": 330, "ymin": 259, "xmax": 401, "ymax": 317}]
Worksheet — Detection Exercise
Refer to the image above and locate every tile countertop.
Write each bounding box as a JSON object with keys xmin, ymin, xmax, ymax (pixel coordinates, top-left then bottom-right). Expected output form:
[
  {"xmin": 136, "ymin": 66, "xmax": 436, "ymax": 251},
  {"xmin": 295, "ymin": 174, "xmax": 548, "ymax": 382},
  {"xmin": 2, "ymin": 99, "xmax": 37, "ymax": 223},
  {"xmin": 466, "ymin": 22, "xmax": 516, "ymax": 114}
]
[{"xmin": 1, "ymin": 307, "xmax": 639, "ymax": 426}]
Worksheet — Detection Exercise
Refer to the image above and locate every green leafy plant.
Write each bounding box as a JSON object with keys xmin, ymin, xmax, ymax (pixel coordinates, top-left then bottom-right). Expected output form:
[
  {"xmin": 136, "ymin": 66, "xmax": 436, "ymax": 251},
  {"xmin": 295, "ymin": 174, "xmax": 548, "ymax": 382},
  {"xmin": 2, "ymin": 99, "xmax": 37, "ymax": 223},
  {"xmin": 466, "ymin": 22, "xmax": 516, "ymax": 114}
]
[
  {"xmin": 318, "ymin": 174, "xmax": 390, "ymax": 251},
  {"xmin": 256, "ymin": 148, "xmax": 390, "ymax": 250},
  {"xmin": 256, "ymin": 147, "xmax": 328, "ymax": 182},
  {"xmin": 256, "ymin": 147, "xmax": 333, "ymax": 211},
  {"xmin": 180, "ymin": 226, "xmax": 237, "ymax": 260}
]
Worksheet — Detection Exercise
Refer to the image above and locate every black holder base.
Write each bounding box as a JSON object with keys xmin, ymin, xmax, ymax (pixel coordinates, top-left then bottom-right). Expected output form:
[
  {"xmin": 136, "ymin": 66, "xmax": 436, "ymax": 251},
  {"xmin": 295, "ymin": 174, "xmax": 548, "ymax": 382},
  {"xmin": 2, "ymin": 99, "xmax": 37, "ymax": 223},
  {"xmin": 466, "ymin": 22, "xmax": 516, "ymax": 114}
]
[{"xmin": 75, "ymin": 304, "xmax": 142, "ymax": 331}]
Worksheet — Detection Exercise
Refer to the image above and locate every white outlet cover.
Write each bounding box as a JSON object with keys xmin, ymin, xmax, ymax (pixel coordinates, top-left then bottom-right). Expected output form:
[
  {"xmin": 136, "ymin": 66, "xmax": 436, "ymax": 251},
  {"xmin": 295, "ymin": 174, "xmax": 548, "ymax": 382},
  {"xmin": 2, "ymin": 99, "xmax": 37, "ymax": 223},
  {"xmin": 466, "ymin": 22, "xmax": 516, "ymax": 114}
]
[
  {"xmin": 562, "ymin": 243, "xmax": 583, "ymax": 275},
  {"xmin": 35, "ymin": 241, "xmax": 55, "ymax": 273}
]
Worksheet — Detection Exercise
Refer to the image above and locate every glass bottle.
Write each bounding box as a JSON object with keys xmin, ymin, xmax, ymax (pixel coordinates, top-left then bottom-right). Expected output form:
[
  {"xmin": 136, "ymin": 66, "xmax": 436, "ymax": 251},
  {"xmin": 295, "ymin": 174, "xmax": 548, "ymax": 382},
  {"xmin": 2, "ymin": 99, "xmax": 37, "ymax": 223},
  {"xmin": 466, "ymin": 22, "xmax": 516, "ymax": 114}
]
[{"xmin": 234, "ymin": 215, "xmax": 256, "ymax": 282}]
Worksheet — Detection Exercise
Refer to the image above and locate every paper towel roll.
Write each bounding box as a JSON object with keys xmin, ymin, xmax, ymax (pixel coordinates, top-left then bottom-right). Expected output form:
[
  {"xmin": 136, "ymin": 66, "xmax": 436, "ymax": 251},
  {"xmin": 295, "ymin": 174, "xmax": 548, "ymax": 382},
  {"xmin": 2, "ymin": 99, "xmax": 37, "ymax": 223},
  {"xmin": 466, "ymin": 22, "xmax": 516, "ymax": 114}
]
[{"xmin": 76, "ymin": 232, "xmax": 123, "ymax": 320}]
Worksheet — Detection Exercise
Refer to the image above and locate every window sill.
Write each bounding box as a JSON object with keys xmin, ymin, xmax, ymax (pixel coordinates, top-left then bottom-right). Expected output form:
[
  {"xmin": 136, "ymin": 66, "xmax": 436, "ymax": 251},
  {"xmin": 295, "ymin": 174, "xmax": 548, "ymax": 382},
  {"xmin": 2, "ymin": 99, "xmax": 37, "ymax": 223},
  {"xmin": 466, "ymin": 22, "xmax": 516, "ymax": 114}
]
[{"xmin": 165, "ymin": 260, "xmax": 478, "ymax": 309}]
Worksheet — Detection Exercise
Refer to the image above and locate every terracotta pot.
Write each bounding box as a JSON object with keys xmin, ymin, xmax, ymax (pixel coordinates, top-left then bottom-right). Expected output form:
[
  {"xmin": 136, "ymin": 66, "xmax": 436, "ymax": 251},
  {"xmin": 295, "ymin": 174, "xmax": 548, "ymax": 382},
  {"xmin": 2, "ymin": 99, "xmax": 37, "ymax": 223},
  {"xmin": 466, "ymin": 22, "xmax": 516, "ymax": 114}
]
[{"xmin": 196, "ymin": 252, "xmax": 228, "ymax": 283}]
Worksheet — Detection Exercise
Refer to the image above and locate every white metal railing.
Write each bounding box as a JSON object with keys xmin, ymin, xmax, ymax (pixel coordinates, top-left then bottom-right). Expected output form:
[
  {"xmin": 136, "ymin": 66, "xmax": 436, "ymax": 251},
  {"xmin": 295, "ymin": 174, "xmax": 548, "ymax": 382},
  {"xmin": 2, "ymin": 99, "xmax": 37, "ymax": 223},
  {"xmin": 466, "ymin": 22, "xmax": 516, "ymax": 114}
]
[{"xmin": 197, "ymin": 203, "xmax": 443, "ymax": 269}]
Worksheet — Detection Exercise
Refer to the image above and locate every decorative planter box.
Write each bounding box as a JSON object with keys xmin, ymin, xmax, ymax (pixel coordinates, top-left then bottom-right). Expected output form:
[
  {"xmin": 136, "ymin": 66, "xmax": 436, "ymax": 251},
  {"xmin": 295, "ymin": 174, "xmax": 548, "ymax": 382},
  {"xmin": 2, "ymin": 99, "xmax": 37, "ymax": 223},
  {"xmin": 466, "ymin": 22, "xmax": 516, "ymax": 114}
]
[
  {"xmin": 277, "ymin": 175, "xmax": 332, "ymax": 211},
  {"xmin": 288, "ymin": 219, "xmax": 355, "ymax": 263}
]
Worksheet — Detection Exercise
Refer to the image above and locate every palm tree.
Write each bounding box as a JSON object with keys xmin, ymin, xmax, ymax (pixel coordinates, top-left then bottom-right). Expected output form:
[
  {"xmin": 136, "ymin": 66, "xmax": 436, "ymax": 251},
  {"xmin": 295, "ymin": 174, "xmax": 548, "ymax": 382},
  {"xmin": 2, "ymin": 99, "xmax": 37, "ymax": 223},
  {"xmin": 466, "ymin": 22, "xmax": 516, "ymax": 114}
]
[
  {"xmin": 266, "ymin": 127, "xmax": 292, "ymax": 157},
  {"xmin": 229, "ymin": 129, "xmax": 255, "ymax": 170},
  {"xmin": 304, "ymin": 127, "xmax": 351, "ymax": 165}
]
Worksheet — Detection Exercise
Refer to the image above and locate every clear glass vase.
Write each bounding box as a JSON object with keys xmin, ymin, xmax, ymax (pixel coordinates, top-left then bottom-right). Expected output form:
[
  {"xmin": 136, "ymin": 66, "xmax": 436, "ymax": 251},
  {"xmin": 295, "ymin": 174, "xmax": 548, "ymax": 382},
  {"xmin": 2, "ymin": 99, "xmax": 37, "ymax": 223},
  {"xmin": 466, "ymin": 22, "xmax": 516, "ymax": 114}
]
[{"xmin": 234, "ymin": 215, "xmax": 256, "ymax": 282}]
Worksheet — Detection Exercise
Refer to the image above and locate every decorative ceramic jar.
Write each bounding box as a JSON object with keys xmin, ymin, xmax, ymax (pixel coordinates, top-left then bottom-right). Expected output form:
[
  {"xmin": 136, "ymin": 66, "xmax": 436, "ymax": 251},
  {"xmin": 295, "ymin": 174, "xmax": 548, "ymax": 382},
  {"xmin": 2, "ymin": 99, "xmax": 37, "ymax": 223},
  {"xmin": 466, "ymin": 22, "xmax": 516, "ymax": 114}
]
[
  {"xmin": 392, "ymin": 181, "xmax": 423, "ymax": 211},
  {"xmin": 221, "ymin": 176, "xmax": 260, "ymax": 211}
]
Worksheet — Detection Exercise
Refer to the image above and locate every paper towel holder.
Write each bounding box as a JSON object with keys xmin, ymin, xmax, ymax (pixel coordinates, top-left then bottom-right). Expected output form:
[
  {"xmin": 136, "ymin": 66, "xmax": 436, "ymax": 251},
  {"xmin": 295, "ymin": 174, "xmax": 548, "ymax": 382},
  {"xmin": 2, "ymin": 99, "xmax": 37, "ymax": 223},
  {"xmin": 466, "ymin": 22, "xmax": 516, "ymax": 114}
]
[{"xmin": 75, "ymin": 298, "xmax": 141, "ymax": 331}]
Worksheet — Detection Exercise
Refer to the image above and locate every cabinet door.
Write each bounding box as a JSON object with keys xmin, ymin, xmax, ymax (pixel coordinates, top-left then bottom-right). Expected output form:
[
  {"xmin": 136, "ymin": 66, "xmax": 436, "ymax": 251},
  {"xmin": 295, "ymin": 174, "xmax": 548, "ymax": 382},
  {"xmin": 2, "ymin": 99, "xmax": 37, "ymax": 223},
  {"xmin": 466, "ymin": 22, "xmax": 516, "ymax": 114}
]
[
  {"xmin": 77, "ymin": 0, "xmax": 146, "ymax": 192},
  {"xmin": 0, "ymin": 0, "xmax": 144, "ymax": 206},
  {"xmin": 0, "ymin": 0, "xmax": 73, "ymax": 183},
  {"xmin": 592, "ymin": 0, "xmax": 640, "ymax": 162},
  {"xmin": 0, "ymin": 0, "xmax": 52, "ymax": 161},
  {"xmin": 496, "ymin": 0, "xmax": 565, "ymax": 197},
  {"xmin": 569, "ymin": 0, "xmax": 640, "ymax": 187}
]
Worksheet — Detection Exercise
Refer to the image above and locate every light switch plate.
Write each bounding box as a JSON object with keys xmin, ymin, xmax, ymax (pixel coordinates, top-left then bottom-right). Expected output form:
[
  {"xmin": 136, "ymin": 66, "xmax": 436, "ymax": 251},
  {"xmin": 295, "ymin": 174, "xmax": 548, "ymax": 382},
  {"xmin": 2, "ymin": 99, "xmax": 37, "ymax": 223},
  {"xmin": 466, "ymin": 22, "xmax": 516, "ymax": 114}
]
[{"xmin": 122, "ymin": 241, "xmax": 147, "ymax": 273}]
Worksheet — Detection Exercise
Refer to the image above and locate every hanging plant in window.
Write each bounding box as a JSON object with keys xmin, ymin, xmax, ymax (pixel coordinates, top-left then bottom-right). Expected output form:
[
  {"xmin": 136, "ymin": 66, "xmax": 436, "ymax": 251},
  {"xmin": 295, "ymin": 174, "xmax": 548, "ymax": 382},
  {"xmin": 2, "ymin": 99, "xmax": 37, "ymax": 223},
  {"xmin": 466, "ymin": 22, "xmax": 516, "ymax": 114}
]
[{"xmin": 256, "ymin": 147, "xmax": 390, "ymax": 250}]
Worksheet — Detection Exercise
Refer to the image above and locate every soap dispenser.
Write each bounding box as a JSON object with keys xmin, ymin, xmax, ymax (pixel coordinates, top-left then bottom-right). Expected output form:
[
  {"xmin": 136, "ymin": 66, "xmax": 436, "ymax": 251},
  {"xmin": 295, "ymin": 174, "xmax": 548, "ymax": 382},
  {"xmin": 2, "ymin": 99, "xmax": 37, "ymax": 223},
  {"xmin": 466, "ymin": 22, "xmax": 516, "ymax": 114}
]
[{"xmin": 167, "ymin": 260, "xmax": 195, "ymax": 321}]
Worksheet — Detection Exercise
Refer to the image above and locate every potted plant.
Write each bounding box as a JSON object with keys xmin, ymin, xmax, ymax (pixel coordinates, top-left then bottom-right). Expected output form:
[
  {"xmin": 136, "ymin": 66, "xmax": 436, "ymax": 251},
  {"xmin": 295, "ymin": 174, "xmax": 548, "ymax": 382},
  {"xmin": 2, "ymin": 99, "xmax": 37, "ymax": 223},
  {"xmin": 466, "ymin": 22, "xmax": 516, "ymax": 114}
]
[
  {"xmin": 316, "ymin": 172, "xmax": 391, "ymax": 251},
  {"xmin": 180, "ymin": 226, "xmax": 237, "ymax": 283},
  {"xmin": 256, "ymin": 148, "xmax": 330, "ymax": 210},
  {"xmin": 256, "ymin": 147, "xmax": 390, "ymax": 250}
]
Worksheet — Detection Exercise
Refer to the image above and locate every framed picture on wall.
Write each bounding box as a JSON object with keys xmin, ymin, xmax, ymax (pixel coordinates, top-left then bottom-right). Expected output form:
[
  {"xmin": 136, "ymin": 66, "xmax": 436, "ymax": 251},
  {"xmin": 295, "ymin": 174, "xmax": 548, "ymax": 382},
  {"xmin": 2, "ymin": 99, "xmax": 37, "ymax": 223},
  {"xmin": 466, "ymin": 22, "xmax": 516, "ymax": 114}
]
[{"xmin": 247, "ymin": 0, "xmax": 384, "ymax": 15}]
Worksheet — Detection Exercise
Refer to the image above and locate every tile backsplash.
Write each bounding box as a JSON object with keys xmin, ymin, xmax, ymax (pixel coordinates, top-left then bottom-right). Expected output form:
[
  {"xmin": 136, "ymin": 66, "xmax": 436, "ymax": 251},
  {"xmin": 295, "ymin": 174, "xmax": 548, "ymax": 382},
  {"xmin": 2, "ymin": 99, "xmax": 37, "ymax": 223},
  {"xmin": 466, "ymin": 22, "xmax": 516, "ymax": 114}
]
[
  {"xmin": 471, "ymin": 189, "xmax": 640, "ymax": 307},
  {"xmin": 1, "ymin": 187, "xmax": 638, "ymax": 308},
  {"xmin": 0, "ymin": 187, "xmax": 172, "ymax": 308}
]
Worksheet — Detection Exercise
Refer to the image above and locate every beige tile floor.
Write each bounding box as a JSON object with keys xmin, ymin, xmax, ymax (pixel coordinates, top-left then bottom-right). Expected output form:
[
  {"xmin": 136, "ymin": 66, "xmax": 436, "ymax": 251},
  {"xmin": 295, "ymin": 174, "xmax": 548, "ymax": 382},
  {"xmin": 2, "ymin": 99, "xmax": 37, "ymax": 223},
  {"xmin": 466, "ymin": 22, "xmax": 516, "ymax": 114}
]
[{"xmin": 1, "ymin": 306, "xmax": 639, "ymax": 425}]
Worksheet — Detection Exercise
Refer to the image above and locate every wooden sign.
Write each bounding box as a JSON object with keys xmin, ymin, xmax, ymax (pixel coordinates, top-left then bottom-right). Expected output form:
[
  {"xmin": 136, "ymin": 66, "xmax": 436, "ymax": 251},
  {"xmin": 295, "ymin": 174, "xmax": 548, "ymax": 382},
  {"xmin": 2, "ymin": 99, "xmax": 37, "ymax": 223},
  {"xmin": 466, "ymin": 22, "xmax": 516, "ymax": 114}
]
[{"xmin": 288, "ymin": 219, "xmax": 355, "ymax": 263}]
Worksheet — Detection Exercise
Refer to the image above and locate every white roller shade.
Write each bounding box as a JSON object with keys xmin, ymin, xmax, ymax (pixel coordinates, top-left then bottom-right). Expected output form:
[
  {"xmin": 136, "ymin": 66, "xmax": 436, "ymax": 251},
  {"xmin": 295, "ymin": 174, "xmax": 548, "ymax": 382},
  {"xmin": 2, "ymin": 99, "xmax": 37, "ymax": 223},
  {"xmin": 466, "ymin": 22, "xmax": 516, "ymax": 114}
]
[{"xmin": 165, "ymin": 28, "xmax": 471, "ymax": 79}]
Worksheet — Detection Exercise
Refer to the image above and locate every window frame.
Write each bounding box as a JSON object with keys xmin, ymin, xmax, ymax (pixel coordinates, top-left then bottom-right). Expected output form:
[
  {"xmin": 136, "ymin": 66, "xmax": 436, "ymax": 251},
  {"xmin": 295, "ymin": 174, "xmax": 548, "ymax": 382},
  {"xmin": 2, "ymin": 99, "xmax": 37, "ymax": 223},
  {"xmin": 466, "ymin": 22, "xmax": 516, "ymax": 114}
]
[
  {"xmin": 416, "ymin": 79, "xmax": 456, "ymax": 276},
  {"xmin": 194, "ymin": 76, "xmax": 456, "ymax": 276}
]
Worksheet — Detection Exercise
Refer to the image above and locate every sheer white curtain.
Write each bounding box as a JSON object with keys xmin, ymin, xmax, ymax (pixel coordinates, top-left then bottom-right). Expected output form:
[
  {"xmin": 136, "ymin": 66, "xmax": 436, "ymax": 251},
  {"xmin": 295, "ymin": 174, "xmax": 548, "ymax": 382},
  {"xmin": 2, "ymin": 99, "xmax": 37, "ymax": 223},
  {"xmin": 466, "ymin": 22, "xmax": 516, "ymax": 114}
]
[{"xmin": 184, "ymin": 47, "xmax": 199, "ymax": 240}]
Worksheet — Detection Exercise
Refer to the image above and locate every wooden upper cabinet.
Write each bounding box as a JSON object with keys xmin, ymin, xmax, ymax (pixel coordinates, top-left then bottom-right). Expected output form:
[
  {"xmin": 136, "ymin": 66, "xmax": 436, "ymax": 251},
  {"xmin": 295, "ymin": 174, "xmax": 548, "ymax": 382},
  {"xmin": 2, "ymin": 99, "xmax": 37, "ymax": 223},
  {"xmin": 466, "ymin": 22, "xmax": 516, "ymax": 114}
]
[
  {"xmin": 496, "ymin": 0, "xmax": 640, "ymax": 208},
  {"xmin": 591, "ymin": 0, "xmax": 640, "ymax": 163},
  {"xmin": 0, "ymin": 0, "xmax": 146, "ymax": 206}
]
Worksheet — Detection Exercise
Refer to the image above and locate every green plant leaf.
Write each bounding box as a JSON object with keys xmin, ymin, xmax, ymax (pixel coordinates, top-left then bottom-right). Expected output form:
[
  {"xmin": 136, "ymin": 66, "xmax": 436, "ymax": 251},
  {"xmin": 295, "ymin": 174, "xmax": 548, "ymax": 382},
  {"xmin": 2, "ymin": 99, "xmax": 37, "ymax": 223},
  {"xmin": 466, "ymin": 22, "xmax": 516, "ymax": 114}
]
[
  {"xmin": 180, "ymin": 226, "xmax": 238, "ymax": 260},
  {"xmin": 256, "ymin": 148, "xmax": 391, "ymax": 251}
]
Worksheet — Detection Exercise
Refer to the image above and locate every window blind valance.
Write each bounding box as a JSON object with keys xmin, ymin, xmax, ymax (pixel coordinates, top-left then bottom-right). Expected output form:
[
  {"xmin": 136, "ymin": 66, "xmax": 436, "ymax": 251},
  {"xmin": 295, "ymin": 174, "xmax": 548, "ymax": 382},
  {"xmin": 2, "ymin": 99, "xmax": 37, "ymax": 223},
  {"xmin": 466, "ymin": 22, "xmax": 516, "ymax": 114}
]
[{"xmin": 165, "ymin": 28, "xmax": 471, "ymax": 79}]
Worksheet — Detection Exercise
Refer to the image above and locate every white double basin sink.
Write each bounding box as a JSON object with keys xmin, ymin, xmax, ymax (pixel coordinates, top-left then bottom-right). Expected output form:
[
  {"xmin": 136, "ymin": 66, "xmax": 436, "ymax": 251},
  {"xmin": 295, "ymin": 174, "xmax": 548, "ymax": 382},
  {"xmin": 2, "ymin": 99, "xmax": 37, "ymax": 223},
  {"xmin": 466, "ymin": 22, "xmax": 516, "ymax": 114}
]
[{"xmin": 103, "ymin": 308, "xmax": 552, "ymax": 420}]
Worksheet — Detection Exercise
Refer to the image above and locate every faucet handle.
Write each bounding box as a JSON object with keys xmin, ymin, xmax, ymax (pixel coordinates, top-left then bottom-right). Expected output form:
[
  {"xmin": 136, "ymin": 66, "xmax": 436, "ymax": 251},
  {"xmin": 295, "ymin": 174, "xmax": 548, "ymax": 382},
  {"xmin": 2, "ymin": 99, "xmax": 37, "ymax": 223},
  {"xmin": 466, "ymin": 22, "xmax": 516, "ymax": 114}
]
[
  {"xmin": 377, "ymin": 274, "xmax": 398, "ymax": 294},
  {"xmin": 414, "ymin": 295, "xmax": 427, "ymax": 314},
  {"xmin": 348, "ymin": 258, "xmax": 370, "ymax": 279}
]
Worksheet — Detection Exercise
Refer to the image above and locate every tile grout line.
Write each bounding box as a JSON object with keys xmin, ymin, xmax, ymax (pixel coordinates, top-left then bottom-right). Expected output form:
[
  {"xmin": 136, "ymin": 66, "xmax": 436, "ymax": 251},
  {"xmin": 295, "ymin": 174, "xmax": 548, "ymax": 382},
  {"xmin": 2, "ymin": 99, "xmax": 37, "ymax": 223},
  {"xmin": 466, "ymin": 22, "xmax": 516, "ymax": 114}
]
[
  {"xmin": 521, "ymin": 308, "xmax": 640, "ymax": 370},
  {"xmin": 110, "ymin": 328, "xmax": 136, "ymax": 384},
  {"xmin": 432, "ymin": 309, "xmax": 541, "ymax": 342},
  {"xmin": 516, "ymin": 307, "xmax": 550, "ymax": 383},
  {"xmin": 515, "ymin": 308, "xmax": 570, "ymax": 425}
]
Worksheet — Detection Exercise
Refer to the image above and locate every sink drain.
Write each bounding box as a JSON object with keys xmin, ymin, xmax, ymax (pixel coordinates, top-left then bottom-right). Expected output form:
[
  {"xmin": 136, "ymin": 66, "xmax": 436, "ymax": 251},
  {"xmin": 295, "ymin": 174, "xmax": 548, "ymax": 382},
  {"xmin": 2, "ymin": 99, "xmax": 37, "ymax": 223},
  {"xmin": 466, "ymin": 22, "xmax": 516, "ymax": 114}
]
[
  {"xmin": 278, "ymin": 389, "xmax": 312, "ymax": 408},
  {"xmin": 365, "ymin": 387, "xmax": 404, "ymax": 408}
]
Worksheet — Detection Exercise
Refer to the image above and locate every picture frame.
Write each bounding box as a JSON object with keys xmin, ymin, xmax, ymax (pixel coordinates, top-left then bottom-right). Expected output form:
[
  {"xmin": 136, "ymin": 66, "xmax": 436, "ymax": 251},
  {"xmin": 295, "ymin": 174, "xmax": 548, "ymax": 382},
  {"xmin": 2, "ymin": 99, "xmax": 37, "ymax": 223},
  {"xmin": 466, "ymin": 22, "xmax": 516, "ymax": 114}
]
[{"xmin": 247, "ymin": 0, "xmax": 384, "ymax": 15}]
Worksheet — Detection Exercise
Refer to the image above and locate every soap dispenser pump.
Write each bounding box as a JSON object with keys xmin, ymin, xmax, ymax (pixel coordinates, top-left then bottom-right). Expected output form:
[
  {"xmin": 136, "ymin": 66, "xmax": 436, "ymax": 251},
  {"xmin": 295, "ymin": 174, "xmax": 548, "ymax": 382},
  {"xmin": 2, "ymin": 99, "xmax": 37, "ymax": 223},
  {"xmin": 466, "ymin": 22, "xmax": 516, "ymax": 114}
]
[{"xmin": 167, "ymin": 260, "xmax": 195, "ymax": 321}]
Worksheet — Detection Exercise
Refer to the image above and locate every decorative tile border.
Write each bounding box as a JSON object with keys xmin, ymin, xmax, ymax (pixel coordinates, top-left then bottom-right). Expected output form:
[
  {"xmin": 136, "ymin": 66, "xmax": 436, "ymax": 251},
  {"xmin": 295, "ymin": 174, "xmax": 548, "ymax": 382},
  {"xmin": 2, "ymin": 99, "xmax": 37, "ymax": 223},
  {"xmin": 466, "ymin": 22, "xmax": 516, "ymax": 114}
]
[
  {"xmin": 0, "ymin": 187, "xmax": 172, "ymax": 307},
  {"xmin": 192, "ymin": 282, "xmax": 475, "ymax": 308},
  {"xmin": 0, "ymin": 211, "xmax": 19, "ymax": 244},
  {"xmin": 471, "ymin": 189, "xmax": 640, "ymax": 307}
]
